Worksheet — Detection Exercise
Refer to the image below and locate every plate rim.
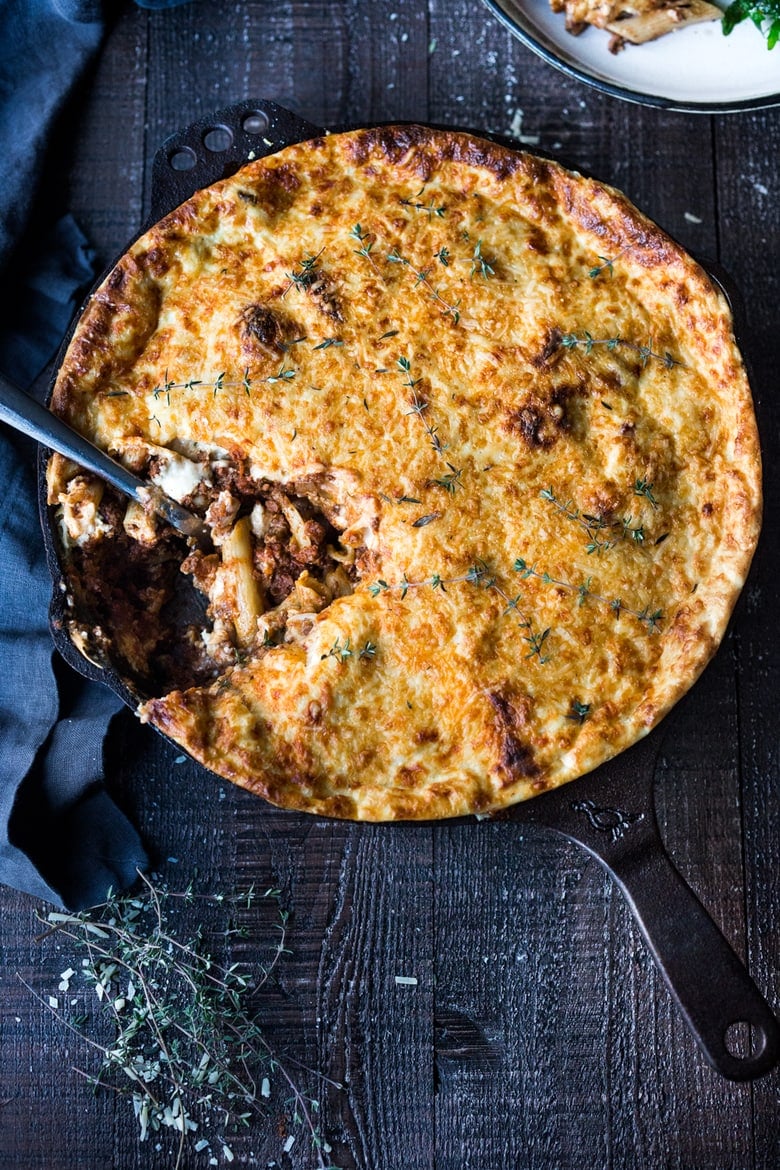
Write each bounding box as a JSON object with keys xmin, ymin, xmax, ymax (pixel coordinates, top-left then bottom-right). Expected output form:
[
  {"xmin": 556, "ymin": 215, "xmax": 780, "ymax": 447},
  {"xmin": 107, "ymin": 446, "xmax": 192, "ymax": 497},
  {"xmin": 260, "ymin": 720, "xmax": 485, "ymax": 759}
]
[{"xmin": 482, "ymin": 0, "xmax": 780, "ymax": 114}]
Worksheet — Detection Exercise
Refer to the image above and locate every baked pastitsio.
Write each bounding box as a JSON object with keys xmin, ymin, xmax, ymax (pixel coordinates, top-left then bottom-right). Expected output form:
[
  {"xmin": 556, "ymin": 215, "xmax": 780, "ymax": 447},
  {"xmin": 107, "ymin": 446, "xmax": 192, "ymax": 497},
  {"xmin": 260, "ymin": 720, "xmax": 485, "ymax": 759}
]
[{"xmin": 47, "ymin": 126, "xmax": 761, "ymax": 819}]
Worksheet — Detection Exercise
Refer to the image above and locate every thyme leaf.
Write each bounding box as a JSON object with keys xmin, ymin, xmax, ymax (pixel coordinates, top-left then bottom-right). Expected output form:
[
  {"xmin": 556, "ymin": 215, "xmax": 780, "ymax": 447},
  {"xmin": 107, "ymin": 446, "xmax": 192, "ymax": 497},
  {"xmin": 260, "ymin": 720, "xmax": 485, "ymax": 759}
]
[
  {"xmin": 567, "ymin": 700, "xmax": 591, "ymax": 723},
  {"xmin": 470, "ymin": 239, "xmax": 495, "ymax": 280},
  {"xmin": 634, "ymin": 478, "xmax": 659, "ymax": 508},
  {"xmin": 321, "ymin": 636, "xmax": 353, "ymax": 662}
]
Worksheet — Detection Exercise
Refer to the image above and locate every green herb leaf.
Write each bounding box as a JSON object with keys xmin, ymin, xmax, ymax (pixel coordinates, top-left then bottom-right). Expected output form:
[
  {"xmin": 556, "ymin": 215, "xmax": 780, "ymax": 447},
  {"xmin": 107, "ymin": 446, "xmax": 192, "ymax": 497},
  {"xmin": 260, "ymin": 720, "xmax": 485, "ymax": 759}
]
[
  {"xmin": 634, "ymin": 477, "xmax": 659, "ymax": 508},
  {"xmin": 723, "ymin": 0, "xmax": 780, "ymax": 45}
]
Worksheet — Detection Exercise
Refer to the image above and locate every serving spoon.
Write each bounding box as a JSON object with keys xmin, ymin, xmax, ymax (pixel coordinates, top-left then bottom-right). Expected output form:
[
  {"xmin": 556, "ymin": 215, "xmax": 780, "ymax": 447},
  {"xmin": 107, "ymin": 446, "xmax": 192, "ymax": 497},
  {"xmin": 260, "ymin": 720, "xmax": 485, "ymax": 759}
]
[{"xmin": 0, "ymin": 372, "xmax": 210, "ymax": 546}]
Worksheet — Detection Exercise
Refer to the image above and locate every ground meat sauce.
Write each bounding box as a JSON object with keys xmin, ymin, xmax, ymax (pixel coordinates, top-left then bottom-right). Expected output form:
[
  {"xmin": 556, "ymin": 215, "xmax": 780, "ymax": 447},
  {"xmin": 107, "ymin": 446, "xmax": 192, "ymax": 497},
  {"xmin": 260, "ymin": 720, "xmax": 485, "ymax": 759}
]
[
  {"xmin": 60, "ymin": 454, "xmax": 357, "ymax": 698},
  {"xmin": 210, "ymin": 461, "xmax": 351, "ymax": 606},
  {"xmin": 68, "ymin": 503, "xmax": 217, "ymax": 695},
  {"xmin": 253, "ymin": 493, "xmax": 343, "ymax": 606}
]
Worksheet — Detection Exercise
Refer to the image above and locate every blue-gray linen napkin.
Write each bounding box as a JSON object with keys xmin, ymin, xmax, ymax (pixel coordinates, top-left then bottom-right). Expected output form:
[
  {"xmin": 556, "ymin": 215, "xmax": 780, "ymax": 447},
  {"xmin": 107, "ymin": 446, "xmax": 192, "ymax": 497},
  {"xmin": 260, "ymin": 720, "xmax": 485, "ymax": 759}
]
[{"xmin": 0, "ymin": 0, "xmax": 186, "ymax": 909}]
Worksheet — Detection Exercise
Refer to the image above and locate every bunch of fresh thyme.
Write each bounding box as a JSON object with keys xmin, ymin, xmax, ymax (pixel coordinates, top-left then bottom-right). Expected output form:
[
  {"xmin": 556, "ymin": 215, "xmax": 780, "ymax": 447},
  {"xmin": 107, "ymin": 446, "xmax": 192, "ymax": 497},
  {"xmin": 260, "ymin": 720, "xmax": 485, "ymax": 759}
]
[{"xmin": 24, "ymin": 873, "xmax": 340, "ymax": 1169}]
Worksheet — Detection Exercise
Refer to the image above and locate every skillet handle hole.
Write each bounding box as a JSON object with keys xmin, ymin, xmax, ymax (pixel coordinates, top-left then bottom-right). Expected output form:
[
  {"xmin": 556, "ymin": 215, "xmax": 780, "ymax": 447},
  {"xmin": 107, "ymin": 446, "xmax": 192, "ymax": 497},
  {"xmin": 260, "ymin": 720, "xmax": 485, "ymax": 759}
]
[
  {"xmin": 242, "ymin": 110, "xmax": 270, "ymax": 135},
  {"xmin": 168, "ymin": 147, "xmax": 197, "ymax": 172},
  {"xmin": 724, "ymin": 1020, "xmax": 766, "ymax": 1060},
  {"xmin": 203, "ymin": 126, "xmax": 234, "ymax": 153}
]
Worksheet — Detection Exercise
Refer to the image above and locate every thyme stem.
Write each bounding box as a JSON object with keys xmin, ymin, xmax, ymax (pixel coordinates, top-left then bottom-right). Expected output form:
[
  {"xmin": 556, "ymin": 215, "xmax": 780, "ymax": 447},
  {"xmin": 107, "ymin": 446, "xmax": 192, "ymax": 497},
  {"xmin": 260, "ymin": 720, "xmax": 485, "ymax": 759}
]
[{"xmin": 513, "ymin": 556, "xmax": 663, "ymax": 632}]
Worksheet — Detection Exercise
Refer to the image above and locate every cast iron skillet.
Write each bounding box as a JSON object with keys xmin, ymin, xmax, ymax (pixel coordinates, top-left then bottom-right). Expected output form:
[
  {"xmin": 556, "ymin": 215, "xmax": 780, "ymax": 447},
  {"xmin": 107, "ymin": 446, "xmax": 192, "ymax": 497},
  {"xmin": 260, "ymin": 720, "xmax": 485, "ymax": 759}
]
[{"xmin": 39, "ymin": 100, "xmax": 779, "ymax": 1081}]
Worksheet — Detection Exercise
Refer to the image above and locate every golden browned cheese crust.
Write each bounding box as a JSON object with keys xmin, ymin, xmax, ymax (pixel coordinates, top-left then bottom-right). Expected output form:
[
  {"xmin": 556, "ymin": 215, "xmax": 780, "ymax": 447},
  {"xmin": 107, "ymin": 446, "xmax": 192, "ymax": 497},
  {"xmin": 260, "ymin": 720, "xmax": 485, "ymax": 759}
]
[{"xmin": 49, "ymin": 126, "xmax": 761, "ymax": 821}]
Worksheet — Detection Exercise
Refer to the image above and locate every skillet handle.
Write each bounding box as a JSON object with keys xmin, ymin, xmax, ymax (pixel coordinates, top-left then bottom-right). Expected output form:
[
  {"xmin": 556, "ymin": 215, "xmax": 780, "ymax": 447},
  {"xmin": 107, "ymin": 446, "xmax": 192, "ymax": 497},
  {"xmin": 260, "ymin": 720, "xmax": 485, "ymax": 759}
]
[
  {"xmin": 149, "ymin": 99, "xmax": 325, "ymax": 223},
  {"xmin": 604, "ymin": 835, "xmax": 779, "ymax": 1081},
  {"xmin": 516, "ymin": 735, "xmax": 779, "ymax": 1080}
]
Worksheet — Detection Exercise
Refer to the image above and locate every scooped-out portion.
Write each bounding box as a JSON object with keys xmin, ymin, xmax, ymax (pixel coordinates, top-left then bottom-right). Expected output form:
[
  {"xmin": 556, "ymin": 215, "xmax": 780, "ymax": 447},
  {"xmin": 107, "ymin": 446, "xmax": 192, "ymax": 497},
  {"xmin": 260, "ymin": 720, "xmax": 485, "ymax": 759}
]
[{"xmin": 47, "ymin": 446, "xmax": 370, "ymax": 697}]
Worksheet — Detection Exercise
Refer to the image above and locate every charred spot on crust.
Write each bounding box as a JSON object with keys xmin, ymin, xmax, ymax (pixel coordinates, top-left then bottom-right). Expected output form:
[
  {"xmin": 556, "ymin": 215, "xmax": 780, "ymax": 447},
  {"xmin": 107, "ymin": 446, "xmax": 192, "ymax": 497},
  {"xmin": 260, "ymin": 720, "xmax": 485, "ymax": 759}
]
[
  {"xmin": 505, "ymin": 383, "xmax": 581, "ymax": 449},
  {"xmin": 414, "ymin": 728, "xmax": 440, "ymax": 745},
  {"xmin": 237, "ymin": 167, "xmax": 301, "ymax": 217},
  {"xmin": 578, "ymin": 483, "xmax": 622, "ymax": 526},
  {"xmin": 307, "ymin": 273, "xmax": 343, "ymax": 323},
  {"xmin": 238, "ymin": 304, "xmax": 288, "ymax": 354},
  {"xmin": 598, "ymin": 368, "xmax": 623, "ymax": 393},
  {"xmin": 530, "ymin": 327, "xmax": 563, "ymax": 369},
  {"xmin": 142, "ymin": 247, "xmax": 171, "ymax": 278},
  {"xmin": 282, "ymin": 253, "xmax": 343, "ymax": 322},
  {"xmin": 525, "ymin": 225, "xmax": 549, "ymax": 255},
  {"xmin": 343, "ymin": 124, "xmax": 526, "ymax": 182},
  {"xmin": 397, "ymin": 764, "xmax": 425, "ymax": 788},
  {"xmin": 488, "ymin": 689, "xmax": 539, "ymax": 783}
]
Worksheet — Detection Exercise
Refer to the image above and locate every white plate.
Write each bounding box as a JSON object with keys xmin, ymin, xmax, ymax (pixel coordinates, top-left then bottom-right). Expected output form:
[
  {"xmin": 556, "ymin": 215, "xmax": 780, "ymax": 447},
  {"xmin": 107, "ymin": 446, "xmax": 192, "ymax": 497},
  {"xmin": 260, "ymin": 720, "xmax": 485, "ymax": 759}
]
[{"xmin": 483, "ymin": 0, "xmax": 780, "ymax": 111}]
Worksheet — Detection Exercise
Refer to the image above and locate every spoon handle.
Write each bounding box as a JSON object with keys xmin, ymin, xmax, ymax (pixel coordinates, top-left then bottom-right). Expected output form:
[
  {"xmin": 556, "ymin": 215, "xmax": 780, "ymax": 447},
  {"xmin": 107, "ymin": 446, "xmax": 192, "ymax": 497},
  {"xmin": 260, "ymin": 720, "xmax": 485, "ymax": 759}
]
[{"xmin": 0, "ymin": 373, "xmax": 207, "ymax": 542}]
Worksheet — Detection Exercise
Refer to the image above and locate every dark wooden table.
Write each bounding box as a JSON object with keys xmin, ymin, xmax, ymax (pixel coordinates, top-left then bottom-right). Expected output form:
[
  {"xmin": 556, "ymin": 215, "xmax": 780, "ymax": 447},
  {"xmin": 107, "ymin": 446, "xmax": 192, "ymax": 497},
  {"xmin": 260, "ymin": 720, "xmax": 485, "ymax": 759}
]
[{"xmin": 1, "ymin": 2, "xmax": 779, "ymax": 1167}]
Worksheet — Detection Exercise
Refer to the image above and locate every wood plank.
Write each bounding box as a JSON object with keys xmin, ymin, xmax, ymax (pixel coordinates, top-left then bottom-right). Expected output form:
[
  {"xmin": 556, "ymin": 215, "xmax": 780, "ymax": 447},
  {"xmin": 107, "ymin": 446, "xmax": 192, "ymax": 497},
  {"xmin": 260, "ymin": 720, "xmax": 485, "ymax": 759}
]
[
  {"xmin": 141, "ymin": 0, "xmax": 297, "ymax": 210},
  {"xmin": 66, "ymin": 5, "xmax": 149, "ymax": 259},
  {"xmin": 350, "ymin": 0, "xmax": 431, "ymax": 123},
  {"xmin": 715, "ymin": 107, "xmax": 780, "ymax": 1170}
]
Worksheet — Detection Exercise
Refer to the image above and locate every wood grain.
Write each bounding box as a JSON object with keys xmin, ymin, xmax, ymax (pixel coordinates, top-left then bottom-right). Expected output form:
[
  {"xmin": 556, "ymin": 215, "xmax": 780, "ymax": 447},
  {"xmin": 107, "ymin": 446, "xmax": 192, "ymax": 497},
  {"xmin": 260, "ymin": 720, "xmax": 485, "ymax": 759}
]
[
  {"xmin": 0, "ymin": 2, "xmax": 777, "ymax": 1168},
  {"xmin": 715, "ymin": 107, "xmax": 780, "ymax": 1170}
]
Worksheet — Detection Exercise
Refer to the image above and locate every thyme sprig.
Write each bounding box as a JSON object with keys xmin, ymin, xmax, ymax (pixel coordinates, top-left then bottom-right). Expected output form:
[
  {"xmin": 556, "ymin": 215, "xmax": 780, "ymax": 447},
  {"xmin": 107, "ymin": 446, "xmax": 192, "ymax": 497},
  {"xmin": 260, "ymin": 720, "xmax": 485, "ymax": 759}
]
[
  {"xmin": 265, "ymin": 363, "xmax": 296, "ymax": 384},
  {"xmin": 368, "ymin": 559, "xmax": 552, "ymax": 663},
  {"xmin": 26, "ymin": 875, "xmax": 340, "ymax": 1170},
  {"xmin": 379, "ymin": 493, "xmax": 423, "ymax": 506},
  {"xmin": 431, "ymin": 463, "xmax": 462, "ymax": 494},
  {"xmin": 349, "ymin": 223, "xmax": 375, "ymax": 262},
  {"xmin": 321, "ymin": 636, "xmax": 353, "ymax": 662},
  {"xmin": 469, "ymin": 239, "xmax": 495, "ymax": 280},
  {"xmin": 567, "ymin": 700, "xmax": 591, "ymax": 723},
  {"xmin": 397, "ymin": 356, "xmax": 450, "ymax": 458},
  {"xmin": 560, "ymin": 332, "xmax": 683, "ymax": 370},
  {"xmin": 539, "ymin": 486, "xmax": 646, "ymax": 553},
  {"xmin": 514, "ymin": 556, "xmax": 663, "ymax": 633},
  {"xmin": 399, "ymin": 186, "xmax": 446, "ymax": 219},
  {"xmin": 283, "ymin": 249, "xmax": 325, "ymax": 296},
  {"xmin": 634, "ymin": 478, "xmax": 659, "ymax": 508},
  {"xmin": 588, "ymin": 255, "xmax": 616, "ymax": 279},
  {"xmin": 348, "ymin": 220, "xmax": 461, "ymax": 323},
  {"xmin": 151, "ymin": 365, "xmax": 296, "ymax": 402},
  {"xmin": 386, "ymin": 247, "xmax": 461, "ymax": 324},
  {"xmin": 466, "ymin": 559, "xmax": 551, "ymax": 662}
]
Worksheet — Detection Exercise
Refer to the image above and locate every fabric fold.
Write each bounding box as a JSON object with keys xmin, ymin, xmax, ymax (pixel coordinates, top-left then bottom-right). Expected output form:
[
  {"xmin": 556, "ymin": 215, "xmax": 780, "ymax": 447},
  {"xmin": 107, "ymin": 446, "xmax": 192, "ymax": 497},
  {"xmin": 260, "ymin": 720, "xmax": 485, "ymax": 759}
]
[{"xmin": 0, "ymin": 0, "xmax": 149, "ymax": 909}]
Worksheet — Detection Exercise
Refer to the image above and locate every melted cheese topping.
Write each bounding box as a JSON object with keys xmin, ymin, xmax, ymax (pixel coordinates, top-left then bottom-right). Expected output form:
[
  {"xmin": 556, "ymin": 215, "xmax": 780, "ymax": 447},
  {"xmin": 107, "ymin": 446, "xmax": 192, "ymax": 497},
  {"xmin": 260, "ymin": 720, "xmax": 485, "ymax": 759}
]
[{"xmin": 49, "ymin": 126, "xmax": 761, "ymax": 821}]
